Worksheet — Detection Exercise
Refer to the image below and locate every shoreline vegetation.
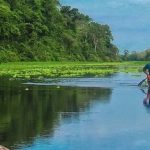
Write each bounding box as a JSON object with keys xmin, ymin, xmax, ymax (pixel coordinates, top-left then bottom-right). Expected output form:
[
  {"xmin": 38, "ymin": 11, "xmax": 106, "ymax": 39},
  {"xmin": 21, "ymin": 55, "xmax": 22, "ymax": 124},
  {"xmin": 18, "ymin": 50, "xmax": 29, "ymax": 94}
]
[
  {"xmin": 0, "ymin": 61, "xmax": 146, "ymax": 79},
  {"xmin": 0, "ymin": 0, "xmax": 119, "ymax": 62},
  {"xmin": 1, "ymin": 1, "xmax": 149, "ymax": 64},
  {"xmin": 0, "ymin": 1, "xmax": 149, "ymax": 80}
]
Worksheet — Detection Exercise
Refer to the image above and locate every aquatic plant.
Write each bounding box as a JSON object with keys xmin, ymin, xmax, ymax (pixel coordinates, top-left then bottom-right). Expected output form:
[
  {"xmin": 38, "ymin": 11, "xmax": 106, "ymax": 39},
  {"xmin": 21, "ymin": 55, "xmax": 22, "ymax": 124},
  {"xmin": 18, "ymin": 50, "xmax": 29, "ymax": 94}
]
[{"xmin": 0, "ymin": 61, "xmax": 147, "ymax": 79}]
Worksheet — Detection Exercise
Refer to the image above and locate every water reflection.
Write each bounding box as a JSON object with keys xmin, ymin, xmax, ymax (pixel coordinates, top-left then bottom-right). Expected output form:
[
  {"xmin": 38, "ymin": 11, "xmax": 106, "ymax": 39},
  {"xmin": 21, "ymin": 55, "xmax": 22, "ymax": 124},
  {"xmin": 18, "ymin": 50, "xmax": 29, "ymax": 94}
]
[
  {"xmin": 0, "ymin": 78, "xmax": 112, "ymax": 150},
  {"xmin": 141, "ymin": 88, "xmax": 150, "ymax": 108}
]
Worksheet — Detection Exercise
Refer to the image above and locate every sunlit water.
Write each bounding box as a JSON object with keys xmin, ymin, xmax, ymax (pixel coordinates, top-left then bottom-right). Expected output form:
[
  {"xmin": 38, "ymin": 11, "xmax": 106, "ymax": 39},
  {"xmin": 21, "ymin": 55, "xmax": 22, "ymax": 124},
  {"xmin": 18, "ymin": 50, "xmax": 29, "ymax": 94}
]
[{"xmin": 0, "ymin": 73, "xmax": 150, "ymax": 150}]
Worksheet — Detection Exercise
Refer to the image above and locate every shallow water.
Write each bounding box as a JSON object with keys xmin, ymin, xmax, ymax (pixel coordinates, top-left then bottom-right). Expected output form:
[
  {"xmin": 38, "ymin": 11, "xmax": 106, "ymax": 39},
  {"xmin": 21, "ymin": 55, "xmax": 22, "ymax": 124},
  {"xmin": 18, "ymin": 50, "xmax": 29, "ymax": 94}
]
[{"xmin": 0, "ymin": 73, "xmax": 150, "ymax": 150}]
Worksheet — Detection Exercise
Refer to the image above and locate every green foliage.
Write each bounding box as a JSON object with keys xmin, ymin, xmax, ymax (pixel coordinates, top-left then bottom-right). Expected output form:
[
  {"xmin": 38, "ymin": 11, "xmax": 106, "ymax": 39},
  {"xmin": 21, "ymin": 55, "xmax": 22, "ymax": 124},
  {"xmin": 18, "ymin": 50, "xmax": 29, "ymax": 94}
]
[
  {"xmin": 0, "ymin": 50, "xmax": 19, "ymax": 63},
  {"xmin": 0, "ymin": 61, "xmax": 146, "ymax": 79},
  {"xmin": 0, "ymin": 62, "xmax": 119, "ymax": 78},
  {"xmin": 0, "ymin": 0, "xmax": 119, "ymax": 62},
  {"xmin": 121, "ymin": 49, "xmax": 150, "ymax": 61}
]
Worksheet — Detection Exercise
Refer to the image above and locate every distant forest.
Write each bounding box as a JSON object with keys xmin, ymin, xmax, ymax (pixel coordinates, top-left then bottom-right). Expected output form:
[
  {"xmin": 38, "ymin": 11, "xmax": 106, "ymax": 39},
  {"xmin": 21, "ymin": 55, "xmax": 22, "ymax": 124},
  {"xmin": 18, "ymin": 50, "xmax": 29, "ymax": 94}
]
[
  {"xmin": 0, "ymin": 0, "xmax": 120, "ymax": 62},
  {"xmin": 121, "ymin": 49, "xmax": 150, "ymax": 61}
]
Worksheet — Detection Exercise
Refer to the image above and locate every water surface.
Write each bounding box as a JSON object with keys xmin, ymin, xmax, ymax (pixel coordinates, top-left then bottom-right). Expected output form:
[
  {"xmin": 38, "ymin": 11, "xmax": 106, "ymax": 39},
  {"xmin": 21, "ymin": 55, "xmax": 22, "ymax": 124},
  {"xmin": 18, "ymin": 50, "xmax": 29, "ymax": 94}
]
[{"xmin": 0, "ymin": 73, "xmax": 150, "ymax": 150}]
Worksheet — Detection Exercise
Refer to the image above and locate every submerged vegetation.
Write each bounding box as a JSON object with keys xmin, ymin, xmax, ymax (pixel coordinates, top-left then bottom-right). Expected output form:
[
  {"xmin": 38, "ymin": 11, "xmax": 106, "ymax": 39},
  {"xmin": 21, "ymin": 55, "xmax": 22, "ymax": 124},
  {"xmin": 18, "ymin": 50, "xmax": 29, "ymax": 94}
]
[{"xmin": 0, "ymin": 61, "xmax": 146, "ymax": 79}]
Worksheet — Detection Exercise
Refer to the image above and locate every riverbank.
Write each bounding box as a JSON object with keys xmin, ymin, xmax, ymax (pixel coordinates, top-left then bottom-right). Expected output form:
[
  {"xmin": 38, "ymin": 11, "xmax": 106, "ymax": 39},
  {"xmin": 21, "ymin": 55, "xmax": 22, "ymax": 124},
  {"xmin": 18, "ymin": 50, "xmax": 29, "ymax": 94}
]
[{"xmin": 0, "ymin": 61, "xmax": 147, "ymax": 79}]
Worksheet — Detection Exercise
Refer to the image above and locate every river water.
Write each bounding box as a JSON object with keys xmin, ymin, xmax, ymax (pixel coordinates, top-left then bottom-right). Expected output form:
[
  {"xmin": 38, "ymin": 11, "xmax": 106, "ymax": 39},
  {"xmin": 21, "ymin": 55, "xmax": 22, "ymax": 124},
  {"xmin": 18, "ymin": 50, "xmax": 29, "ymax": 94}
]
[{"xmin": 0, "ymin": 73, "xmax": 150, "ymax": 150}]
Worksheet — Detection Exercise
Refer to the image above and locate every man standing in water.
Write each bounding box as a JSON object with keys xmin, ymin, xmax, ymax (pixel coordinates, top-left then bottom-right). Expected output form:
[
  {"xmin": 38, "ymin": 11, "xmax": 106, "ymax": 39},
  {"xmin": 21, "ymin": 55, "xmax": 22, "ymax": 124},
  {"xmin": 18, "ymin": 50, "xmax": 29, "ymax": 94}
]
[{"xmin": 143, "ymin": 63, "xmax": 150, "ymax": 87}]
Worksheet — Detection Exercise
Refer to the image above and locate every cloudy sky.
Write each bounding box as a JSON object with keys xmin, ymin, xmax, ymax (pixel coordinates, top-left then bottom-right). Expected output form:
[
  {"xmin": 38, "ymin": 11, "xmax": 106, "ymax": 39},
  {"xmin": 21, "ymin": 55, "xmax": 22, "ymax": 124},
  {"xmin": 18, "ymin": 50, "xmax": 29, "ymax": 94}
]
[{"xmin": 60, "ymin": 0, "xmax": 150, "ymax": 52}]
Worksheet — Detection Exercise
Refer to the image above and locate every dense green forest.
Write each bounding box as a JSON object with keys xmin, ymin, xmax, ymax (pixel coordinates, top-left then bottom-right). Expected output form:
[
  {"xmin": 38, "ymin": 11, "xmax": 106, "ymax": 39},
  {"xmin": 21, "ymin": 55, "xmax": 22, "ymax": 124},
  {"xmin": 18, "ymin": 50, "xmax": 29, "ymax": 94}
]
[
  {"xmin": 121, "ymin": 49, "xmax": 150, "ymax": 61},
  {"xmin": 0, "ymin": 0, "xmax": 119, "ymax": 62}
]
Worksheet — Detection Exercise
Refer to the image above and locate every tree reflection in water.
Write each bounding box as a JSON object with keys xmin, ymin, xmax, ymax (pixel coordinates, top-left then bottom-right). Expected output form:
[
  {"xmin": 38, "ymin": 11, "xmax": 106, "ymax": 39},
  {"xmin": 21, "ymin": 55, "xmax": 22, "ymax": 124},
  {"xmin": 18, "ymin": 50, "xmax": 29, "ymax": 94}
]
[{"xmin": 0, "ymin": 78, "xmax": 112, "ymax": 149}]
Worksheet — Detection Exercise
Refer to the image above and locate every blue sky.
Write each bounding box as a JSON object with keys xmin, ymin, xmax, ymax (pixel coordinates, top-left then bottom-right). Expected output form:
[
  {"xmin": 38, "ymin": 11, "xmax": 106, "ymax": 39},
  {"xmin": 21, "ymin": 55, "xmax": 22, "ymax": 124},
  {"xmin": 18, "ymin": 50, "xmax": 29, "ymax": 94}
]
[{"xmin": 60, "ymin": 0, "xmax": 150, "ymax": 53}]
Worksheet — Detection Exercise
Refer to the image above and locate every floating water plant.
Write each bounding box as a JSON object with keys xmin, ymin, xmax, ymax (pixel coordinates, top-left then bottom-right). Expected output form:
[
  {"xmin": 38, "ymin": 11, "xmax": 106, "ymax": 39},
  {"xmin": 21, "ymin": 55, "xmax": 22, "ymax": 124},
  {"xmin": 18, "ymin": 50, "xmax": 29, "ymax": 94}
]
[{"xmin": 0, "ymin": 61, "xmax": 147, "ymax": 79}]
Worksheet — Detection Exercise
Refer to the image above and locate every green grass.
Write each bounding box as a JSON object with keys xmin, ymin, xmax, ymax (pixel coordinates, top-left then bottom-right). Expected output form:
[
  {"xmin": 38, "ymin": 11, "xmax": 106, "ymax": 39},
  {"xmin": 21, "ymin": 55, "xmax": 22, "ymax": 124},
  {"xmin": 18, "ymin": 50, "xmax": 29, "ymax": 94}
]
[{"xmin": 0, "ymin": 61, "xmax": 147, "ymax": 79}]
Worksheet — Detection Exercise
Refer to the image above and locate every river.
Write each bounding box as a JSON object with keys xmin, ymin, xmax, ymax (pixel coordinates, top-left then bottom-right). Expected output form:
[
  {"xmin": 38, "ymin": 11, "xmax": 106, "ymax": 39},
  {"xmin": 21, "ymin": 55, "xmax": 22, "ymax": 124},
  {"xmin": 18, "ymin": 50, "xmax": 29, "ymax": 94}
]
[{"xmin": 0, "ymin": 73, "xmax": 150, "ymax": 150}]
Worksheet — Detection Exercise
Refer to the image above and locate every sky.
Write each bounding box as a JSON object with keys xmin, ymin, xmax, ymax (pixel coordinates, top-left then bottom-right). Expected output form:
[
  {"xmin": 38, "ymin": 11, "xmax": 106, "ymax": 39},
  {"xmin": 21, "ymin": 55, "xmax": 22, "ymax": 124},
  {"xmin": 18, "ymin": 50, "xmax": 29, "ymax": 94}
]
[{"xmin": 60, "ymin": 0, "xmax": 150, "ymax": 53}]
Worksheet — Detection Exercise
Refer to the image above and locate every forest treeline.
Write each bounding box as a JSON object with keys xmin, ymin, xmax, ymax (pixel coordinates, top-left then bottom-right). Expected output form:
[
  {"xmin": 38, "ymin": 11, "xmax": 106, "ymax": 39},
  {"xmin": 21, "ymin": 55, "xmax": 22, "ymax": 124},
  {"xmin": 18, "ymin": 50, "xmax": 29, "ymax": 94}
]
[
  {"xmin": 0, "ymin": 0, "xmax": 119, "ymax": 62},
  {"xmin": 121, "ymin": 49, "xmax": 150, "ymax": 61}
]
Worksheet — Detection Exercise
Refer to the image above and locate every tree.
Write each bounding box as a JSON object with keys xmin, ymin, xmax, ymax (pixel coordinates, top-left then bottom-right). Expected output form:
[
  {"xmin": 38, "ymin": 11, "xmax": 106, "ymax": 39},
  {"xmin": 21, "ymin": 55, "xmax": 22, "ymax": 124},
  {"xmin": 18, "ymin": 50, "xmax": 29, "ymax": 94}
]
[{"xmin": 0, "ymin": 0, "xmax": 119, "ymax": 62}]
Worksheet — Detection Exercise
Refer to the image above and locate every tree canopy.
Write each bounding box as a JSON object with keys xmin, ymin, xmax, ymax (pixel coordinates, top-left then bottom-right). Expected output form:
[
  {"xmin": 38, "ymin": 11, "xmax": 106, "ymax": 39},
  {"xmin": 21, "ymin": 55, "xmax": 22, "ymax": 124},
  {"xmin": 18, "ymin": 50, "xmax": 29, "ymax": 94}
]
[
  {"xmin": 121, "ymin": 49, "xmax": 150, "ymax": 61},
  {"xmin": 0, "ymin": 0, "xmax": 119, "ymax": 62}
]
